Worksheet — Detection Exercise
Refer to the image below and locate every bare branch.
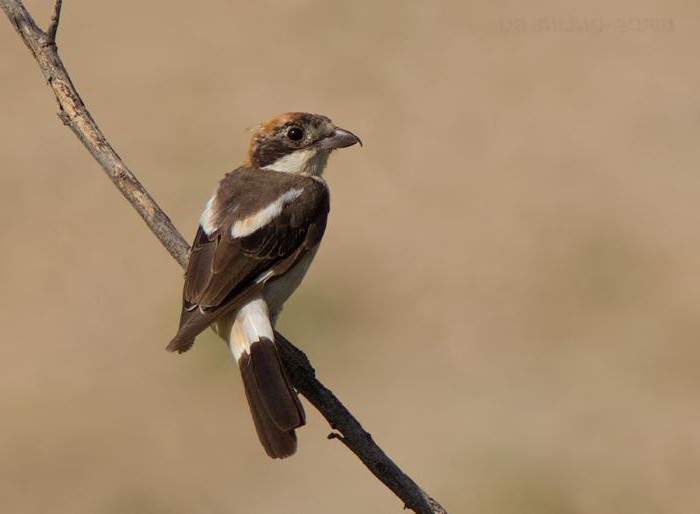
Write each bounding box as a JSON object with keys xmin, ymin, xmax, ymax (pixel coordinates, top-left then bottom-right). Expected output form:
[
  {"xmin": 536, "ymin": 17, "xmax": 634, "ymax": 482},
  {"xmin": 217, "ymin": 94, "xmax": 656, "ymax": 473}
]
[
  {"xmin": 46, "ymin": 0, "xmax": 61, "ymax": 43},
  {"xmin": 276, "ymin": 332, "xmax": 447, "ymax": 513},
  {"xmin": 0, "ymin": 0, "xmax": 190, "ymax": 267},
  {"xmin": 0, "ymin": 2, "xmax": 448, "ymax": 513}
]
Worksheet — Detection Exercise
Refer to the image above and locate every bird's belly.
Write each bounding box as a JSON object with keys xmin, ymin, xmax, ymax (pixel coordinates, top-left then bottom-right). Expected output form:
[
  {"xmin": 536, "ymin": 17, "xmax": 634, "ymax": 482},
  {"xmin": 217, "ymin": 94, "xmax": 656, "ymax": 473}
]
[{"xmin": 264, "ymin": 245, "xmax": 320, "ymax": 320}]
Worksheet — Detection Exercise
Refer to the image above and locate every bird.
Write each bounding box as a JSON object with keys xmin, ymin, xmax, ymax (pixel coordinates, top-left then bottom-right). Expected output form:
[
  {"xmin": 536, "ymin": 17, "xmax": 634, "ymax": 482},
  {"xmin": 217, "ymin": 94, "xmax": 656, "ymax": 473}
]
[{"xmin": 167, "ymin": 112, "xmax": 361, "ymax": 458}]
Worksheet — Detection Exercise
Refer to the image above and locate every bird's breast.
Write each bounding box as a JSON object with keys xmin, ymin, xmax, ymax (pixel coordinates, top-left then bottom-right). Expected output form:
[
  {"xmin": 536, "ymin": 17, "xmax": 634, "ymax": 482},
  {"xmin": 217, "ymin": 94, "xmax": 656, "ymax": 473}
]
[{"xmin": 264, "ymin": 244, "xmax": 321, "ymax": 321}]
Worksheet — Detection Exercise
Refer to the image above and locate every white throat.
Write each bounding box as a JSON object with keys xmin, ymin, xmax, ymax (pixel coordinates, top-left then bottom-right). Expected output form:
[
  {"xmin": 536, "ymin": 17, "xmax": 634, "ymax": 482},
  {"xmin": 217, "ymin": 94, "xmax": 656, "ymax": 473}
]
[{"xmin": 262, "ymin": 148, "xmax": 330, "ymax": 176}]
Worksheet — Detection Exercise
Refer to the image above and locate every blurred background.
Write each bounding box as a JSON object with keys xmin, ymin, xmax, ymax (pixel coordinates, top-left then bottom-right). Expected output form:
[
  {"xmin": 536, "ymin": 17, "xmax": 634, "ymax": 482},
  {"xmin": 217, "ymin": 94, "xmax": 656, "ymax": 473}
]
[{"xmin": 1, "ymin": 1, "xmax": 699, "ymax": 513}]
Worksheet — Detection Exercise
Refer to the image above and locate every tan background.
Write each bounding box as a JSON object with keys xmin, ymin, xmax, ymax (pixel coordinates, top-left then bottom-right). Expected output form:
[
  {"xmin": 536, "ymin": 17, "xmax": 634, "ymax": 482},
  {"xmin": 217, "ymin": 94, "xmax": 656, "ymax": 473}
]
[{"xmin": 1, "ymin": 1, "xmax": 699, "ymax": 513}]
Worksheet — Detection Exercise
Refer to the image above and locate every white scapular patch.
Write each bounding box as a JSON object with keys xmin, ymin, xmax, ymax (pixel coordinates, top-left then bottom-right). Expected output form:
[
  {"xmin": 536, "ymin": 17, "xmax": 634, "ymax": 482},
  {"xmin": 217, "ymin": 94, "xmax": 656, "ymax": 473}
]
[
  {"xmin": 229, "ymin": 297, "xmax": 274, "ymax": 360},
  {"xmin": 199, "ymin": 194, "xmax": 218, "ymax": 235},
  {"xmin": 231, "ymin": 188, "xmax": 304, "ymax": 238}
]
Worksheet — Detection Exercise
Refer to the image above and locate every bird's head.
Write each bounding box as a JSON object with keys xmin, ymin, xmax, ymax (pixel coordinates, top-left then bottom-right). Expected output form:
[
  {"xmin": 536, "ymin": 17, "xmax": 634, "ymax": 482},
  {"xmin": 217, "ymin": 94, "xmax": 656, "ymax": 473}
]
[{"xmin": 245, "ymin": 112, "xmax": 361, "ymax": 176}]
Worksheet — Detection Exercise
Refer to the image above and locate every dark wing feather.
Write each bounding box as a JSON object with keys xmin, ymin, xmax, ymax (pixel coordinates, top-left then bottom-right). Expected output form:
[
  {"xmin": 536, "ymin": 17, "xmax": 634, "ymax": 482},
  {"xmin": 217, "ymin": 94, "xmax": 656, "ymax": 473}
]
[
  {"xmin": 183, "ymin": 227, "xmax": 218, "ymax": 305},
  {"xmin": 167, "ymin": 169, "xmax": 329, "ymax": 353}
]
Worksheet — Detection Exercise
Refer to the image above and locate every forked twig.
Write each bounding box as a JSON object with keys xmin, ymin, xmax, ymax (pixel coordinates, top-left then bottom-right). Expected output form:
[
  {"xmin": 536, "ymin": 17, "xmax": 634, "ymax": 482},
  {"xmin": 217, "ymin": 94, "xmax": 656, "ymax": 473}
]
[
  {"xmin": 45, "ymin": 0, "xmax": 61, "ymax": 43},
  {"xmin": 0, "ymin": 2, "xmax": 448, "ymax": 512}
]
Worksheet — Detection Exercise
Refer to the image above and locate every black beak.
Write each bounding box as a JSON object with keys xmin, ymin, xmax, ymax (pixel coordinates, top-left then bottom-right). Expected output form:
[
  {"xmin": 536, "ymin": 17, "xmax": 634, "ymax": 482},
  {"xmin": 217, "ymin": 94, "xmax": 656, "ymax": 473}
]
[{"xmin": 318, "ymin": 127, "xmax": 362, "ymax": 150}]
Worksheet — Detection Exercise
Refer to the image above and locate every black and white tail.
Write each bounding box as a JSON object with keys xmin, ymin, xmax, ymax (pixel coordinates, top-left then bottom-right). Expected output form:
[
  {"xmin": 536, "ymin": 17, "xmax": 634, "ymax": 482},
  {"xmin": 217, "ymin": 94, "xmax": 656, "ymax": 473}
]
[{"xmin": 230, "ymin": 298, "xmax": 305, "ymax": 458}]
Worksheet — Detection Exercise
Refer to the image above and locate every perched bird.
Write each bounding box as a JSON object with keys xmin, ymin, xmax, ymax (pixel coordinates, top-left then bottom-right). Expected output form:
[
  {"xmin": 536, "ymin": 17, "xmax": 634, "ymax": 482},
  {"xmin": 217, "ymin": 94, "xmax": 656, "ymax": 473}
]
[{"xmin": 167, "ymin": 112, "xmax": 361, "ymax": 458}]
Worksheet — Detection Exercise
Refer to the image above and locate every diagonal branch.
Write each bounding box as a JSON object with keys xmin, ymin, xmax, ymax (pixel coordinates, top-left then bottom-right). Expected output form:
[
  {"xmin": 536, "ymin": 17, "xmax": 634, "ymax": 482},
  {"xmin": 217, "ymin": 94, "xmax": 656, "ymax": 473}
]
[
  {"xmin": 0, "ymin": 0, "xmax": 190, "ymax": 268},
  {"xmin": 275, "ymin": 332, "xmax": 448, "ymax": 513},
  {"xmin": 0, "ymin": 2, "xmax": 448, "ymax": 513}
]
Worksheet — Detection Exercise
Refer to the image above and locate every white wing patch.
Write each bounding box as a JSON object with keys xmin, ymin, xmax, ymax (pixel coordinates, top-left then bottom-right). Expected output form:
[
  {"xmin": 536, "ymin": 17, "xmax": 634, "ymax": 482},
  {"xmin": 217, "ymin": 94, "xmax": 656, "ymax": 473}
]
[
  {"xmin": 231, "ymin": 188, "xmax": 304, "ymax": 239},
  {"xmin": 199, "ymin": 194, "xmax": 218, "ymax": 235}
]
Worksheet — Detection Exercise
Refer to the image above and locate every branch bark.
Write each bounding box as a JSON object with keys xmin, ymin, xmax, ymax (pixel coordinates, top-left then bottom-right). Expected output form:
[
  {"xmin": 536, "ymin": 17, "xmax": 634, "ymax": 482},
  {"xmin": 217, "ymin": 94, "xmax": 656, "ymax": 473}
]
[
  {"xmin": 1, "ymin": 0, "xmax": 190, "ymax": 267},
  {"xmin": 46, "ymin": 0, "xmax": 61, "ymax": 43},
  {"xmin": 0, "ymin": 2, "xmax": 448, "ymax": 513}
]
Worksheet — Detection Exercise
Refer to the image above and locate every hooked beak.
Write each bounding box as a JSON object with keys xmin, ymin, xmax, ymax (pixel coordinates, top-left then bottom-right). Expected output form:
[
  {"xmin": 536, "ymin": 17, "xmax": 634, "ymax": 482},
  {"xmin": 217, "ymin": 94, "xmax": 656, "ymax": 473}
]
[{"xmin": 318, "ymin": 127, "xmax": 362, "ymax": 151}]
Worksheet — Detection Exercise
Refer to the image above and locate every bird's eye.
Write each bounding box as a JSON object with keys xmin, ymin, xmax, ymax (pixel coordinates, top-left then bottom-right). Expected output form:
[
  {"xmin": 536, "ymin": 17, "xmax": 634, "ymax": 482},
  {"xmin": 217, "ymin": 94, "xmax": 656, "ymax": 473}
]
[{"xmin": 286, "ymin": 126, "xmax": 304, "ymax": 141}]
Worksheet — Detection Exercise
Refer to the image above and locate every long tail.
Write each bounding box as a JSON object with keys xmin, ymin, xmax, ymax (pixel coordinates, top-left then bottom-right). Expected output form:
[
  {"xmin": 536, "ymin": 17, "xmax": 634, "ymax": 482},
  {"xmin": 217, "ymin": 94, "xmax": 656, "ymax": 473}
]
[{"xmin": 230, "ymin": 298, "xmax": 305, "ymax": 459}]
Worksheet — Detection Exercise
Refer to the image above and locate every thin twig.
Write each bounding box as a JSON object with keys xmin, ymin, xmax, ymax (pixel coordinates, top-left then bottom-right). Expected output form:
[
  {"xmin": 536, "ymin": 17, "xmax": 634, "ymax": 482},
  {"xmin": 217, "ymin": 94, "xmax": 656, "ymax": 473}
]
[
  {"xmin": 0, "ymin": 2, "xmax": 448, "ymax": 513},
  {"xmin": 45, "ymin": 0, "xmax": 61, "ymax": 43},
  {"xmin": 0, "ymin": 0, "xmax": 190, "ymax": 267}
]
